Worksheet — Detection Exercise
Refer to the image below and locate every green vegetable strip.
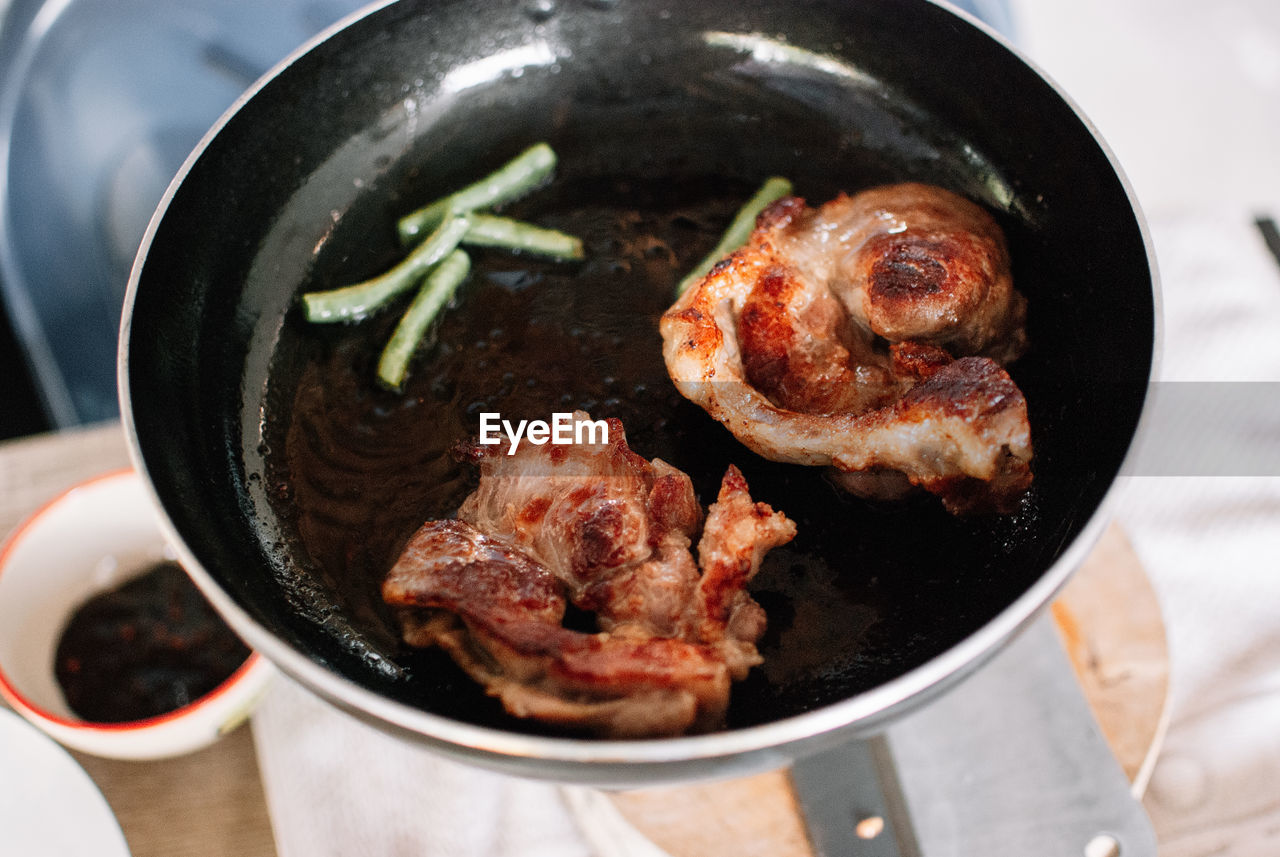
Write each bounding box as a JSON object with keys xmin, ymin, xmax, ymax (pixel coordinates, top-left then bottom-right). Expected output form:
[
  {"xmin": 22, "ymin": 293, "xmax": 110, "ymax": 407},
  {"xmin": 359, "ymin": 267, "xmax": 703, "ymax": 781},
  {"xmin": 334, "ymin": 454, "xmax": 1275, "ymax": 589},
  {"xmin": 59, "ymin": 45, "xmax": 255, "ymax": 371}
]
[
  {"xmin": 674, "ymin": 176, "xmax": 793, "ymax": 297},
  {"xmin": 376, "ymin": 249, "xmax": 471, "ymax": 390},
  {"xmin": 396, "ymin": 143, "xmax": 557, "ymax": 247},
  {"xmin": 462, "ymin": 214, "xmax": 584, "ymax": 261},
  {"xmin": 302, "ymin": 214, "xmax": 472, "ymax": 322}
]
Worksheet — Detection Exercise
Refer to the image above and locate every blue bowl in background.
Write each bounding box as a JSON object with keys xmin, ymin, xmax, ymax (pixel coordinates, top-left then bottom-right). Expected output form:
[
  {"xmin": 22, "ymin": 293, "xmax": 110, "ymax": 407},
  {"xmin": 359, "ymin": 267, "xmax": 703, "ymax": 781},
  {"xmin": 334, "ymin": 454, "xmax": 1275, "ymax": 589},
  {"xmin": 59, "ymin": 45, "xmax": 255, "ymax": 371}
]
[{"xmin": 0, "ymin": 0, "xmax": 372, "ymax": 427}]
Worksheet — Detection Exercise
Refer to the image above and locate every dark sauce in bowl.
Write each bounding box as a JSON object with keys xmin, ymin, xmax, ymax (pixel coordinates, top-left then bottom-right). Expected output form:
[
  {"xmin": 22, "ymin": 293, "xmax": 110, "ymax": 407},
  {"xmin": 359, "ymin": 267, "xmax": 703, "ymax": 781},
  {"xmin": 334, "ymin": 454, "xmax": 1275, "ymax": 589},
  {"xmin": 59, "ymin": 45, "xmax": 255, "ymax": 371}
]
[{"xmin": 54, "ymin": 561, "xmax": 251, "ymax": 723}]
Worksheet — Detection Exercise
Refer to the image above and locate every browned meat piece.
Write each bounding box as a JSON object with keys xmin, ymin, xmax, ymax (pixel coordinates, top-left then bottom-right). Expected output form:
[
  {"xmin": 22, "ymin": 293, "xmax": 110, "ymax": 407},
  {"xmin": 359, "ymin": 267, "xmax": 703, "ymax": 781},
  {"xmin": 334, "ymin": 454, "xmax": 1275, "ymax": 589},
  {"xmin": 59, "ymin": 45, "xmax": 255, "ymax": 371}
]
[
  {"xmin": 383, "ymin": 415, "xmax": 795, "ymax": 737},
  {"xmin": 661, "ymin": 183, "xmax": 1032, "ymax": 514},
  {"xmin": 737, "ymin": 252, "xmax": 895, "ymax": 415},
  {"xmin": 754, "ymin": 186, "xmax": 1027, "ymax": 361},
  {"xmin": 692, "ymin": 464, "xmax": 795, "ymax": 674},
  {"xmin": 384, "ymin": 523, "xmax": 731, "ymax": 736},
  {"xmin": 456, "ymin": 415, "xmax": 705, "ymax": 635},
  {"xmin": 383, "ymin": 519, "xmax": 566, "ymax": 626}
]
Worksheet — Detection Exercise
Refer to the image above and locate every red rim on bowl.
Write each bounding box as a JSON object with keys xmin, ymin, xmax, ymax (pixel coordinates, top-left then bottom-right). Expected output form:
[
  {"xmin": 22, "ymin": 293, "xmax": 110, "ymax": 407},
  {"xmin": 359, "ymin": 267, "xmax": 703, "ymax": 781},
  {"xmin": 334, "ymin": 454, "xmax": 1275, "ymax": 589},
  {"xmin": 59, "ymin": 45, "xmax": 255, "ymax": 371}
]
[{"xmin": 0, "ymin": 468, "xmax": 265, "ymax": 734}]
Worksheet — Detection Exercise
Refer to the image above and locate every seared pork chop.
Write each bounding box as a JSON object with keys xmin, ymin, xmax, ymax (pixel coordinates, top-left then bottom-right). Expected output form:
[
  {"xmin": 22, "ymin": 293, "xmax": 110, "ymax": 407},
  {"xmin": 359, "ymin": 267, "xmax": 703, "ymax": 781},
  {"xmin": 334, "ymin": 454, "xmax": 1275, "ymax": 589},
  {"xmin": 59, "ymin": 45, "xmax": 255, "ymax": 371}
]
[
  {"xmin": 661, "ymin": 183, "xmax": 1032, "ymax": 514},
  {"xmin": 383, "ymin": 414, "xmax": 794, "ymax": 736}
]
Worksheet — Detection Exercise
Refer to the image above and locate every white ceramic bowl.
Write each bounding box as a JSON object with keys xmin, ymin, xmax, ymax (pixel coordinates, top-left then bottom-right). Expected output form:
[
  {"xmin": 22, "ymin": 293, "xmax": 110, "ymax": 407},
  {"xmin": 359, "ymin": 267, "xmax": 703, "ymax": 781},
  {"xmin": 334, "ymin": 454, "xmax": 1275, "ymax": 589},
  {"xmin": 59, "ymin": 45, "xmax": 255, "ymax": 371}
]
[{"xmin": 0, "ymin": 469, "xmax": 273, "ymax": 759}]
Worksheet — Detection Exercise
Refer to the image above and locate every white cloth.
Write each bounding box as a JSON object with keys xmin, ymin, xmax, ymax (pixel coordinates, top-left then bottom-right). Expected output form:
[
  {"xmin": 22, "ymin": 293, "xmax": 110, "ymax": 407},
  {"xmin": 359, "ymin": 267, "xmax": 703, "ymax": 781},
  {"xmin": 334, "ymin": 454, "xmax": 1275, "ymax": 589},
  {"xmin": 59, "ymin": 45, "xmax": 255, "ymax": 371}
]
[
  {"xmin": 252, "ymin": 675, "xmax": 593, "ymax": 857},
  {"xmin": 1115, "ymin": 210, "xmax": 1280, "ymax": 857},
  {"xmin": 1013, "ymin": 0, "xmax": 1280, "ymax": 851}
]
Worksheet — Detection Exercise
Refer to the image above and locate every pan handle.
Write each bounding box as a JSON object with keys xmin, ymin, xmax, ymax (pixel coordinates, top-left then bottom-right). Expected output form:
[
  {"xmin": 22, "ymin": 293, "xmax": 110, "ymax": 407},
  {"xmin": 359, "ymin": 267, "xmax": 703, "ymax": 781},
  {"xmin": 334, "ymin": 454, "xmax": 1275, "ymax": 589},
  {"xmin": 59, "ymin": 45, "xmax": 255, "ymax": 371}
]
[
  {"xmin": 788, "ymin": 617, "xmax": 1159, "ymax": 856},
  {"xmin": 790, "ymin": 735, "xmax": 917, "ymax": 856}
]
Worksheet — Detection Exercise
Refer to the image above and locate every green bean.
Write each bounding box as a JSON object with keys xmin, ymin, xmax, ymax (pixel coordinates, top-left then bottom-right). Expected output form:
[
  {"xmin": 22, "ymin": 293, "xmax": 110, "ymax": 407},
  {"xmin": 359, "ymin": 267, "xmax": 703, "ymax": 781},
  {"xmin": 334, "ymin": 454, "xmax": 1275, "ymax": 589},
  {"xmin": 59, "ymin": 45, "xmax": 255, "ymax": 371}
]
[
  {"xmin": 302, "ymin": 214, "xmax": 472, "ymax": 322},
  {"xmin": 675, "ymin": 176, "xmax": 793, "ymax": 297},
  {"xmin": 376, "ymin": 249, "xmax": 471, "ymax": 390},
  {"xmin": 462, "ymin": 214, "xmax": 584, "ymax": 261},
  {"xmin": 396, "ymin": 143, "xmax": 557, "ymax": 247}
]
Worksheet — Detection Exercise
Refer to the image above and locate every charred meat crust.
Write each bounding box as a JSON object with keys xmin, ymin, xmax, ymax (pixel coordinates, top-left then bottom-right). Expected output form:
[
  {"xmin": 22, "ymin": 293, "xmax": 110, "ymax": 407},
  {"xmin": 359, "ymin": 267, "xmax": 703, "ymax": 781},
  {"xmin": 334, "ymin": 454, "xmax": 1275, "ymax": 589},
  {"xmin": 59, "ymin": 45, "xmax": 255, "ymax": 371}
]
[
  {"xmin": 660, "ymin": 182, "xmax": 1033, "ymax": 514},
  {"xmin": 383, "ymin": 415, "xmax": 795, "ymax": 736}
]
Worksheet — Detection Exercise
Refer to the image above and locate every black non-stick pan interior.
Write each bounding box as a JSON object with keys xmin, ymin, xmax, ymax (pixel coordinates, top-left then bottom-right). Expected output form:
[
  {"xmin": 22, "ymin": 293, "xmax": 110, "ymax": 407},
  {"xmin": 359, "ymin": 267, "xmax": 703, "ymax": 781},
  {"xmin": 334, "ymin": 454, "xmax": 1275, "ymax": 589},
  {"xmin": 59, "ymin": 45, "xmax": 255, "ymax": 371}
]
[{"xmin": 125, "ymin": 0, "xmax": 1153, "ymax": 737}]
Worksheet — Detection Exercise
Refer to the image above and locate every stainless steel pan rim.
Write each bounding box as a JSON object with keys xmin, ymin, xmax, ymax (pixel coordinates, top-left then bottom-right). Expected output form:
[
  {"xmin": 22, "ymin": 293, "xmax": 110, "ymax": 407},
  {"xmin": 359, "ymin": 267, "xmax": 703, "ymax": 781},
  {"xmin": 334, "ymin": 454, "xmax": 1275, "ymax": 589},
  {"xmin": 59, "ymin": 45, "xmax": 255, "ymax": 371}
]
[
  {"xmin": 118, "ymin": 0, "xmax": 1161, "ymax": 783},
  {"xmin": 114, "ymin": 422, "xmax": 1137, "ymax": 779}
]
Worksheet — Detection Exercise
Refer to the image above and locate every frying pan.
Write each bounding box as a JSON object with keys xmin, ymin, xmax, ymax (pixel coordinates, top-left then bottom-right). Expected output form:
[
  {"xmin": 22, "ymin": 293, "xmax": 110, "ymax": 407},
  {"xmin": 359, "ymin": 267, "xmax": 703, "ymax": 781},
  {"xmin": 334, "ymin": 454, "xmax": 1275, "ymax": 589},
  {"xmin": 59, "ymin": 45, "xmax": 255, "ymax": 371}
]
[{"xmin": 119, "ymin": 0, "xmax": 1156, "ymax": 786}]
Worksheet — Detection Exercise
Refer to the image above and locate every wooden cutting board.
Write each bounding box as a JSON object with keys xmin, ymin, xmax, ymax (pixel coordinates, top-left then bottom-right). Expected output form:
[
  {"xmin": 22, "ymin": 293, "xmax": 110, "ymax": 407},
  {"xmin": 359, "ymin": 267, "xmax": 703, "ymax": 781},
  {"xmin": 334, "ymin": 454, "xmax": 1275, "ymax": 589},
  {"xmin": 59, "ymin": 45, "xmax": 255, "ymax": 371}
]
[{"xmin": 600, "ymin": 524, "xmax": 1170, "ymax": 857}]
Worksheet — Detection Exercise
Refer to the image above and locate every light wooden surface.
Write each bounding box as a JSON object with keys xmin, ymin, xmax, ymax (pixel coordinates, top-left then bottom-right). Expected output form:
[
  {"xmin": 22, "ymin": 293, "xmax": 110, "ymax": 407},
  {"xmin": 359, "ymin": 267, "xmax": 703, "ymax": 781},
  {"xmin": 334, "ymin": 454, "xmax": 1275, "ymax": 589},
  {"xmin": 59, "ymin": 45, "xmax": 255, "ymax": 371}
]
[
  {"xmin": 0, "ymin": 422, "xmax": 1168, "ymax": 857},
  {"xmin": 609, "ymin": 769, "xmax": 815, "ymax": 857},
  {"xmin": 1053, "ymin": 525, "xmax": 1171, "ymax": 795}
]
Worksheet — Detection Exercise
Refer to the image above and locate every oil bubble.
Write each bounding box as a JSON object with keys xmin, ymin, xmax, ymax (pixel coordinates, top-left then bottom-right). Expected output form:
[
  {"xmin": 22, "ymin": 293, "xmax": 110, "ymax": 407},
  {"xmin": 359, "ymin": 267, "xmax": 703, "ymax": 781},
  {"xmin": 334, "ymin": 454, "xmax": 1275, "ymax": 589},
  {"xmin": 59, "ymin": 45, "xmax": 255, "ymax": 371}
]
[{"xmin": 524, "ymin": 0, "xmax": 556, "ymax": 21}]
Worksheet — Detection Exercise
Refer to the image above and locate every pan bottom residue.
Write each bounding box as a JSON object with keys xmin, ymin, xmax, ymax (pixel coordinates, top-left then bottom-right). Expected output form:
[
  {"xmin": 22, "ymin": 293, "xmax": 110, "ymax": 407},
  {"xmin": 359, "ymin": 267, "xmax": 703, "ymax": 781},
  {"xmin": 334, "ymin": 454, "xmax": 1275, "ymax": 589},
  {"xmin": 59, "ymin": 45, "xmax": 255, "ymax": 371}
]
[{"xmin": 267, "ymin": 173, "xmax": 1049, "ymax": 734}]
